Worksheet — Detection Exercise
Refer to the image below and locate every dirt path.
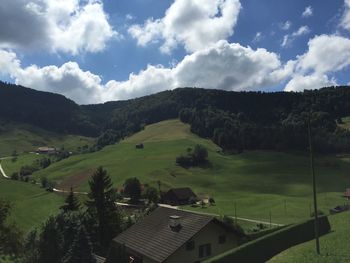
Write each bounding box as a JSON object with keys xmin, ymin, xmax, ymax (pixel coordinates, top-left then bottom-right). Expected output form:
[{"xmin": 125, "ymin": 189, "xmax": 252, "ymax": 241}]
[{"xmin": 0, "ymin": 163, "xmax": 9, "ymax": 178}]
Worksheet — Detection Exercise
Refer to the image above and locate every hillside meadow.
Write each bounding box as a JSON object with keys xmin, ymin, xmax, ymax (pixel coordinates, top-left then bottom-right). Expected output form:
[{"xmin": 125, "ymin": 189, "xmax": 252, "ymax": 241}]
[
  {"xmin": 269, "ymin": 211, "xmax": 350, "ymax": 262},
  {"xmin": 0, "ymin": 121, "xmax": 94, "ymax": 157},
  {"xmin": 22, "ymin": 119, "xmax": 350, "ymax": 225}
]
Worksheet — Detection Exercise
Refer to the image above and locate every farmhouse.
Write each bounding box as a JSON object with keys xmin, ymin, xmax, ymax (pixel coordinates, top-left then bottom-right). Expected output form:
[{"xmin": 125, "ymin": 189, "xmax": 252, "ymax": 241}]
[
  {"xmin": 36, "ymin": 146, "xmax": 56, "ymax": 154},
  {"xmin": 162, "ymin": 187, "xmax": 197, "ymax": 205},
  {"xmin": 113, "ymin": 207, "xmax": 243, "ymax": 263},
  {"xmin": 136, "ymin": 143, "xmax": 144, "ymax": 149}
]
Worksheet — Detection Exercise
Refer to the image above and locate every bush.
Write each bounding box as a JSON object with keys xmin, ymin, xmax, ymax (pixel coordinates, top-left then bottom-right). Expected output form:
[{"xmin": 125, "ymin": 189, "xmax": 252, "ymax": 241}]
[
  {"xmin": 176, "ymin": 144, "xmax": 209, "ymax": 168},
  {"xmin": 20, "ymin": 165, "xmax": 39, "ymax": 176},
  {"xmin": 205, "ymin": 216, "xmax": 331, "ymax": 263},
  {"xmin": 11, "ymin": 172, "xmax": 19, "ymax": 180}
]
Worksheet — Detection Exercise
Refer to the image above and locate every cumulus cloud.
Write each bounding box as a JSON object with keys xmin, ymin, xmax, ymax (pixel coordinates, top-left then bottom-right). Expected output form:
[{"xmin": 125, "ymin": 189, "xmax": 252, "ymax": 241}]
[
  {"xmin": 284, "ymin": 35, "xmax": 350, "ymax": 91},
  {"xmin": 341, "ymin": 0, "xmax": 350, "ymax": 31},
  {"xmin": 302, "ymin": 6, "xmax": 313, "ymax": 18},
  {"xmin": 0, "ymin": 40, "xmax": 292, "ymax": 103},
  {"xmin": 284, "ymin": 74, "xmax": 336, "ymax": 92},
  {"xmin": 128, "ymin": 0, "xmax": 241, "ymax": 53},
  {"xmin": 0, "ymin": 0, "xmax": 117, "ymax": 54},
  {"xmin": 281, "ymin": 26, "xmax": 310, "ymax": 47}
]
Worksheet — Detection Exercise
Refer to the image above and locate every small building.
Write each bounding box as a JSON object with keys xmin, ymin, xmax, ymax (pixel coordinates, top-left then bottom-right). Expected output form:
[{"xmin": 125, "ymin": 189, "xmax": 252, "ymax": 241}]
[
  {"xmin": 36, "ymin": 147, "xmax": 56, "ymax": 154},
  {"xmin": 162, "ymin": 187, "xmax": 197, "ymax": 206},
  {"xmin": 344, "ymin": 188, "xmax": 350, "ymax": 199},
  {"xmin": 113, "ymin": 207, "xmax": 243, "ymax": 263},
  {"xmin": 136, "ymin": 143, "xmax": 144, "ymax": 149}
]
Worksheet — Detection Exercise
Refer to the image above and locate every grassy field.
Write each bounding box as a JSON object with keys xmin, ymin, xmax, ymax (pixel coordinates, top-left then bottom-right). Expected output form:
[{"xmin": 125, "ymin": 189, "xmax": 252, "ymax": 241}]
[
  {"xmin": 29, "ymin": 119, "xmax": 350, "ymax": 225},
  {"xmin": 269, "ymin": 211, "xmax": 350, "ymax": 262},
  {"xmin": 1, "ymin": 153, "xmax": 42, "ymax": 176},
  {"xmin": 0, "ymin": 120, "xmax": 94, "ymax": 157},
  {"xmin": 0, "ymin": 177, "xmax": 64, "ymax": 232}
]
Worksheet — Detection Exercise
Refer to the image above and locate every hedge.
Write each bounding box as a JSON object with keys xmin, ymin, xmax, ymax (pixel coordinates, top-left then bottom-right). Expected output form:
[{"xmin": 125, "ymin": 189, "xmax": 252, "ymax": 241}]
[{"xmin": 205, "ymin": 215, "xmax": 331, "ymax": 263}]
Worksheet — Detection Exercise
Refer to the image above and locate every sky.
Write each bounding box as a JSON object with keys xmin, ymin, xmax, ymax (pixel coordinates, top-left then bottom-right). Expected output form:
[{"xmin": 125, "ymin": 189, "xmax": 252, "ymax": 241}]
[{"xmin": 0, "ymin": 0, "xmax": 350, "ymax": 104}]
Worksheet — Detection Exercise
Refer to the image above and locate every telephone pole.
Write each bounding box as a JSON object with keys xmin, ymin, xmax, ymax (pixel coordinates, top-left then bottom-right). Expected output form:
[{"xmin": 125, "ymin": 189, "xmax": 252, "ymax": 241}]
[{"xmin": 308, "ymin": 116, "xmax": 320, "ymax": 255}]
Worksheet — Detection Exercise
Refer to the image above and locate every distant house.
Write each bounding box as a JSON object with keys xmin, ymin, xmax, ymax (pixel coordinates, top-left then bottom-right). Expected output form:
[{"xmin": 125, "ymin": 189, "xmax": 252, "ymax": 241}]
[
  {"xmin": 113, "ymin": 207, "xmax": 244, "ymax": 263},
  {"xmin": 36, "ymin": 147, "xmax": 56, "ymax": 154},
  {"xmin": 344, "ymin": 188, "xmax": 350, "ymax": 199},
  {"xmin": 162, "ymin": 187, "xmax": 197, "ymax": 206},
  {"xmin": 136, "ymin": 143, "xmax": 144, "ymax": 149}
]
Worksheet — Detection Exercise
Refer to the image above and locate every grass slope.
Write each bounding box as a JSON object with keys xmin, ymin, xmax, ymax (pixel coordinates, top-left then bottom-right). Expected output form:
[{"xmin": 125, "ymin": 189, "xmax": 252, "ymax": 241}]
[
  {"xmin": 32, "ymin": 119, "xmax": 350, "ymax": 224},
  {"xmin": 0, "ymin": 178, "xmax": 64, "ymax": 232},
  {"xmin": 0, "ymin": 121, "xmax": 94, "ymax": 157},
  {"xmin": 268, "ymin": 211, "xmax": 350, "ymax": 262}
]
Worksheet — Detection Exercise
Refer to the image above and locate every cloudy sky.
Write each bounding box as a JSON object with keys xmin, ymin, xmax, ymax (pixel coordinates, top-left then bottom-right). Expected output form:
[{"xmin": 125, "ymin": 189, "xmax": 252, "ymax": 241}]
[{"xmin": 0, "ymin": 0, "xmax": 350, "ymax": 104}]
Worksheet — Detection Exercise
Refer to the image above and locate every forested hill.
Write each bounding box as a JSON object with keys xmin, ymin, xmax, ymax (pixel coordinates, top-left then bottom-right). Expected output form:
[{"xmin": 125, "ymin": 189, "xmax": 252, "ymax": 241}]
[
  {"xmin": 0, "ymin": 82, "xmax": 98, "ymax": 136},
  {"xmin": 2, "ymin": 80, "xmax": 350, "ymax": 152}
]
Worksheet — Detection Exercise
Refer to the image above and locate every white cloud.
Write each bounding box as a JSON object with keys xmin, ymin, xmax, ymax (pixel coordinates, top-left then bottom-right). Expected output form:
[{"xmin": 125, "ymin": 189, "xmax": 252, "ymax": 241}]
[
  {"xmin": 302, "ymin": 6, "xmax": 313, "ymax": 18},
  {"xmin": 296, "ymin": 34, "xmax": 350, "ymax": 74},
  {"xmin": 281, "ymin": 26, "xmax": 310, "ymax": 47},
  {"xmin": 284, "ymin": 34, "xmax": 350, "ymax": 91},
  {"xmin": 253, "ymin": 32, "xmax": 263, "ymax": 43},
  {"xmin": 0, "ymin": 0, "xmax": 117, "ymax": 55},
  {"xmin": 341, "ymin": 0, "xmax": 350, "ymax": 31},
  {"xmin": 0, "ymin": 40, "xmax": 292, "ymax": 103},
  {"xmin": 128, "ymin": 0, "xmax": 242, "ymax": 53},
  {"xmin": 284, "ymin": 74, "xmax": 336, "ymax": 92},
  {"xmin": 280, "ymin": 21, "xmax": 292, "ymax": 31}
]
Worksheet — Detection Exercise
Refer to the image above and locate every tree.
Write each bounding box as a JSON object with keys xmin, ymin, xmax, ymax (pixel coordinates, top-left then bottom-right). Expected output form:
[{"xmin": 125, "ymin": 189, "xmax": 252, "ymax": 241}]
[
  {"xmin": 37, "ymin": 216, "xmax": 64, "ymax": 263},
  {"xmin": 21, "ymin": 230, "xmax": 39, "ymax": 263},
  {"xmin": 0, "ymin": 199, "xmax": 22, "ymax": 260},
  {"xmin": 144, "ymin": 186, "xmax": 159, "ymax": 204},
  {"xmin": 192, "ymin": 144, "xmax": 208, "ymax": 164},
  {"xmin": 63, "ymin": 226, "xmax": 96, "ymax": 263},
  {"xmin": 86, "ymin": 167, "xmax": 122, "ymax": 254},
  {"xmin": 106, "ymin": 243, "xmax": 127, "ymax": 263},
  {"xmin": 60, "ymin": 187, "xmax": 80, "ymax": 213},
  {"xmin": 123, "ymin": 177, "xmax": 142, "ymax": 203}
]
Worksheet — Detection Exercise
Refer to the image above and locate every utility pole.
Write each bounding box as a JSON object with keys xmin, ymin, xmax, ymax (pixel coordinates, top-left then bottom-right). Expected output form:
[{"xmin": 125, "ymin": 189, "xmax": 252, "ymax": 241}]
[{"xmin": 308, "ymin": 116, "xmax": 320, "ymax": 255}]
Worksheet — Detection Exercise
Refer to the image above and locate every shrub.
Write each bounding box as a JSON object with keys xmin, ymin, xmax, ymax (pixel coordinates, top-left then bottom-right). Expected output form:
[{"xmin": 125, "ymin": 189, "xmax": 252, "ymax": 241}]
[{"xmin": 11, "ymin": 172, "xmax": 19, "ymax": 180}]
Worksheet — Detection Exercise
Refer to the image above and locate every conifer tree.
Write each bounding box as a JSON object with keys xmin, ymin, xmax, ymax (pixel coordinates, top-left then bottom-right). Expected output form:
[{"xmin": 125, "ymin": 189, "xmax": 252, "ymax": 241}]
[
  {"xmin": 86, "ymin": 166, "xmax": 122, "ymax": 254},
  {"xmin": 37, "ymin": 216, "xmax": 63, "ymax": 263},
  {"xmin": 106, "ymin": 243, "xmax": 127, "ymax": 263},
  {"xmin": 64, "ymin": 226, "xmax": 96, "ymax": 263},
  {"xmin": 60, "ymin": 187, "xmax": 80, "ymax": 213}
]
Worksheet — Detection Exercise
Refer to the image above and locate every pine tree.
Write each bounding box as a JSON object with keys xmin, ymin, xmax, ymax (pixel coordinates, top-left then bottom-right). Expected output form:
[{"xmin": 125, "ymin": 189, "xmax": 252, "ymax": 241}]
[
  {"xmin": 38, "ymin": 216, "xmax": 63, "ymax": 263},
  {"xmin": 60, "ymin": 187, "xmax": 80, "ymax": 213},
  {"xmin": 106, "ymin": 243, "xmax": 127, "ymax": 263},
  {"xmin": 64, "ymin": 226, "xmax": 96, "ymax": 263},
  {"xmin": 85, "ymin": 166, "xmax": 122, "ymax": 254}
]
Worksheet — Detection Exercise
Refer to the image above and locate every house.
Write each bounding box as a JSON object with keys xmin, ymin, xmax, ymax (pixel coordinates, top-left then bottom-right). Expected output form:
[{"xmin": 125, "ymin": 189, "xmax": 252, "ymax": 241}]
[
  {"xmin": 162, "ymin": 188, "xmax": 197, "ymax": 206},
  {"xmin": 113, "ymin": 207, "xmax": 244, "ymax": 263},
  {"xmin": 344, "ymin": 188, "xmax": 350, "ymax": 199},
  {"xmin": 36, "ymin": 147, "xmax": 56, "ymax": 154}
]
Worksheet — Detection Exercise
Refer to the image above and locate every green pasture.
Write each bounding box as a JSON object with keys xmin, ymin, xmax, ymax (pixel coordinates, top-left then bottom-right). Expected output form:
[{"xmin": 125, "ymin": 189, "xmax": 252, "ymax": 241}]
[
  {"xmin": 269, "ymin": 211, "xmax": 350, "ymax": 262},
  {"xmin": 30, "ymin": 119, "xmax": 350, "ymax": 225}
]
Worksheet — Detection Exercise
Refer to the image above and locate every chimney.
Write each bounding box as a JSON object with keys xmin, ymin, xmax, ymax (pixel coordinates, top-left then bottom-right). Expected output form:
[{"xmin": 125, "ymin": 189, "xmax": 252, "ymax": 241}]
[{"xmin": 169, "ymin": 215, "xmax": 182, "ymax": 231}]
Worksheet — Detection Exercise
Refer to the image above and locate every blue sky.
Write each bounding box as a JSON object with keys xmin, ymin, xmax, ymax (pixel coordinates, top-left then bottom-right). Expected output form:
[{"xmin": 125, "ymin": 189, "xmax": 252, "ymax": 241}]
[{"xmin": 0, "ymin": 0, "xmax": 350, "ymax": 104}]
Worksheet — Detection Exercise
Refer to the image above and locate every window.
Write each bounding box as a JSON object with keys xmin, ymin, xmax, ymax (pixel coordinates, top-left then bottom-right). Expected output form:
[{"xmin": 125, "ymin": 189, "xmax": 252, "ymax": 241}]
[
  {"xmin": 218, "ymin": 235, "xmax": 226, "ymax": 244},
  {"xmin": 186, "ymin": 240, "xmax": 195, "ymax": 251},
  {"xmin": 199, "ymin": 244, "xmax": 211, "ymax": 258}
]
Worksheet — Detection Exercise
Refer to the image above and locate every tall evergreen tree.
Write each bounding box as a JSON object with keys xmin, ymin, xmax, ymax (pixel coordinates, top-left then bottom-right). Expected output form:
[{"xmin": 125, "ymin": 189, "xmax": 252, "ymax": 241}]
[
  {"xmin": 37, "ymin": 216, "xmax": 63, "ymax": 263},
  {"xmin": 86, "ymin": 167, "xmax": 122, "ymax": 254},
  {"xmin": 0, "ymin": 199, "xmax": 22, "ymax": 260},
  {"xmin": 106, "ymin": 243, "xmax": 127, "ymax": 263},
  {"xmin": 64, "ymin": 226, "xmax": 96, "ymax": 263},
  {"xmin": 60, "ymin": 187, "xmax": 80, "ymax": 213}
]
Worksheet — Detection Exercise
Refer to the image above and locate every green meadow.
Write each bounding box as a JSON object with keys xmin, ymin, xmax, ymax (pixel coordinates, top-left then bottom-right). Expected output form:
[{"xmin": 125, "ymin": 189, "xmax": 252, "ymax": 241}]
[
  {"xmin": 269, "ymin": 211, "xmax": 350, "ymax": 262},
  {"xmin": 0, "ymin": 177, "xmax": 64, "ymax": 232},
  {"xmin": 0, "ymin": 121, "xmax": 94, "ymax": 157},
  {"xmin": 28, "ymin": 119, "xmax": 349, "ymax": 225}
]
